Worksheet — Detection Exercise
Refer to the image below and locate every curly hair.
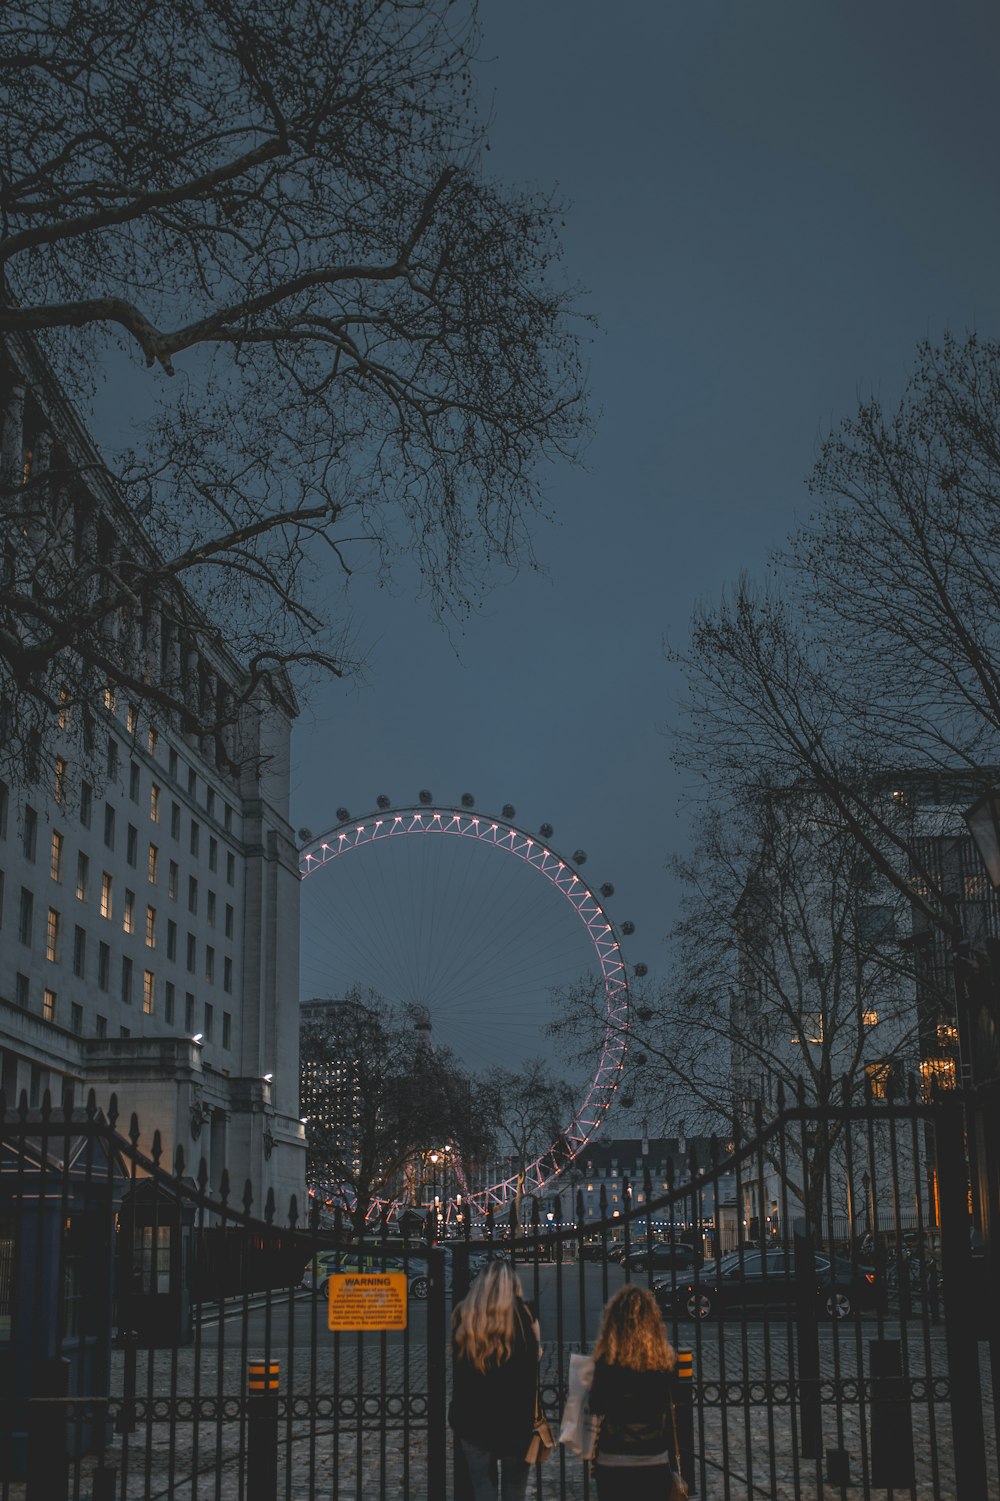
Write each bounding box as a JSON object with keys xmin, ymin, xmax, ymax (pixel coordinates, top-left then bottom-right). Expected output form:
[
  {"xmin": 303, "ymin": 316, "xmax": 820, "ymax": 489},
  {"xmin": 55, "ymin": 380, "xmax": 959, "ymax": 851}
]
[
  {"xmin": 593, "ymin": 1284, "xmax": 676, "ymax": 1372},
  {"xmin": 451, "ymin": 1260, "xmax": 529, "ymax": 1374}
]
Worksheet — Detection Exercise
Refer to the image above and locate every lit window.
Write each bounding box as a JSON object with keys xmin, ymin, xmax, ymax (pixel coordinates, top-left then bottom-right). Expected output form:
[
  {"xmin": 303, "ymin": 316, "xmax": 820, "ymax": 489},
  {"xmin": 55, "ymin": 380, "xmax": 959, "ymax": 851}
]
[
  {"xmin": 793, "ymin": 1012, "xmax": 824, "ymax": 1045},
  {"xmin": 43, "ymin": 988, "xmax": 56, "ymax": 1023},
  {"xmin": 103, "ymin": 682, "xmax": 116, "ymax": 713},
  {"xmin": 76, "ymin": 852, "xmax": 89, "ymax": 901},
  {"xmin": 46, "ymin": 906, "xmax": 60, "ymax": 961},
  {"xmin": 143, "ymin": 970, "xmax": 155, "ymax": 1015},
  {"xmin": 148, "ymin": 843, "xmax": 159, "ymax": 883},
  {"xmin": 862, "ymin": 1010, "xmax": 879, "ymax": 1028},
  {"xmin": 127, "ymin": 702, "xmax": 138, "ymax": 734},
  {"xmin": 920, "ymin": 1056, "xmax": 957, "ymax": 1100},
  {"xmin": 100, "ymin": 872, "xmax": 113, "ymax": 919},
  {"xmin": 866, "ymin": 1061, "xmax": 897, "ymax": 1100},
  {"xmin": 145, "ymin": 904, "xmax": 156, "ymax": 948},
  {"xmin": 54, "ymin": 755, "xmax": 68, "ymax": 804},
  {"xmin": 50, "ymin": 830, "xmax": 64, "ymax": 881},
  {"xmin": 150, "ymin": 784, "xmax": 161, "ymax": 823},
  {"xmin": 147, "ymin": 726, "xmax": 158, "ymax": 757},
  {"xmin": 123, "ymin": 889, "xmax": 135, "ymax": 934},
  {"xmin": 965, "ymin": 874, "xmax": 987, "ymax": 899},
  {"xmin": 936, "ymin": 1022, "xmax": 959, "ymax": 1045},
  {"xmin": 57, "ymin": 687, "xmax": 70, "ymax": 731}
]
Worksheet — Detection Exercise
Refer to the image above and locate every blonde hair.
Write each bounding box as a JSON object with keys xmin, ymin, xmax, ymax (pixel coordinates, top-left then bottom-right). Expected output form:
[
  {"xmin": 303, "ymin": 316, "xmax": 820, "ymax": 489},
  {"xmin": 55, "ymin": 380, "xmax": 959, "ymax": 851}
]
[
  {"xmin": 452, "ymin": 1260, "xmax": 528, "ymax": 1374},
  {"xmin": 593, "ymin": 1284, "xmax": 676, "ymax": 1373}
]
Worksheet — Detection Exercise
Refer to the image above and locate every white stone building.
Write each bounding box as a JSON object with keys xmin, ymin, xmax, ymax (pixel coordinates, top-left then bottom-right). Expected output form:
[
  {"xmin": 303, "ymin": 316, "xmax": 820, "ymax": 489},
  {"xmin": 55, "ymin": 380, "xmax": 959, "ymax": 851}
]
[{"xmin": 0, "ymin": 334, "xmax": 305, "ymax": 1211}]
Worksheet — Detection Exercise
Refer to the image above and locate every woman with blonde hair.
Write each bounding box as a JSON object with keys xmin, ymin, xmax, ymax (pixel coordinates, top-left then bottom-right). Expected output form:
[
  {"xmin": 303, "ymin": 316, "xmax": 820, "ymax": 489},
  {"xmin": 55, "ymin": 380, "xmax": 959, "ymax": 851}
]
[
  {"xmin": 589, "ymin": 1283, "xmax": 680, "ymax": 1499},
  {"xmin": 449, "ymin": 1259, "xmax": 541, "ymax": 1500}
]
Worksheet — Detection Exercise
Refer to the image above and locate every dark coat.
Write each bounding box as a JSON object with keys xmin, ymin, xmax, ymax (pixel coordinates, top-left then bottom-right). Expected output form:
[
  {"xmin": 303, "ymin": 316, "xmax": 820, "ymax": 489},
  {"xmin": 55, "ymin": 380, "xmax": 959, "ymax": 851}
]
[
  {"xmin": 589, "ymin": 1362, "xmax": 674, "ymax": 1457},
  {"xmin": 448, "ymin": 1298, "xmax": 539, "ymax": 1455}
]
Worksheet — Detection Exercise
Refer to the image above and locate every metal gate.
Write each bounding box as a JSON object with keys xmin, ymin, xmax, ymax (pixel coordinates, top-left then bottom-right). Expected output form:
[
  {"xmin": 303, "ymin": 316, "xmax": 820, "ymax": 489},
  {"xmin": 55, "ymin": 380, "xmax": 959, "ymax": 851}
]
[{"xmin": 1, "ymin": 1082, "xmax": 998, "ymax": 1500}]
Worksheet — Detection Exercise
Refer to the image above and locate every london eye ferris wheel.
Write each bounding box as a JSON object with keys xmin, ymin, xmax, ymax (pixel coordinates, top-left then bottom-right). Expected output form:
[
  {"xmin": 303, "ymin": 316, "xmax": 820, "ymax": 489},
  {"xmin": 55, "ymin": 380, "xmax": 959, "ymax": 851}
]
[{"xmin": 298, "ymin": 793, "xmax": 639, "ymax": 1213}]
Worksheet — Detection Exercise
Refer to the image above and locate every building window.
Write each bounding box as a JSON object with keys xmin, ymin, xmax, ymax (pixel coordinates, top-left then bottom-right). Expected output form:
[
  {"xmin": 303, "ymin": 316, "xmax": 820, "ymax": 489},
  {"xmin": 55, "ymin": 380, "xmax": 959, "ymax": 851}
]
[
  {"xmin": 206, "ymin": 789, "xmax": 215, "ymax": 817},
  {"xmin": 80, "ymin": 781, "xmax": 92, "ymax": 828},
  {"xmin": 73, "ymin": 924, "xmax": 86, "ymax": 978},
  {"xmin": 129, "ymin": 762, "xmax": 140, "ymax": 802},
  {"xmin": 168, "ymin": 748, "xmax": 178, "ymax": 778},
  {"xmin": 223, "ymin": 955, "xmax": 233, "ymax": 993},
  {"xmin": 205, "ymin": 946, "xmax": 214, "ymax": 983},
  {"xmin": 225, "ymin": 903, "xmax": 234, "ymax": 939},
  {"xmin": 54, "ymin": 755, "xmax": 68, "ymax": 804},
  {"xmin": 143, "ymin": 970, "xmax": 155, "ymax": 1015},
  {"xmin": 123, "ymin": 889, "xmax": 135, "ymax": 934},
  {"xmin": 121, "ymin": 956, "xmax": 133, "ymax": 1005},
  {"xmin": 100, "ymin": 872, "xmax": 112, "ymax": 919},
  {"xmin": 119, "ymin": 1026, "xmax": 130, "ymax": 1039},
  {"xmin": 150, "ymin": 784, "xmax": 161, "ymax": 823},
  {"xmin": 167, "ymin": 918, "xmax": 177, "ymax": 961},
  {"xmin": 186, "ymin": 933, "xmax": 196, "ymax": 973},
  {"xmin": 42, "ymin": 988, "xmax": 56, "ymax": 1023},
  {"xmin": 170, "ymin": 802, "xmax": 180, "ymax": 839},
  {"xmin": 190, "ymin": 820, "xmax": 199, "ymax": 857},
  {"xmin": 148, "ymin": 843, "xmax": 159, "ymax": 883},
  {"xmin": 165, "ymin": 981, "xmax": 175, "ymax": 1024},
  {"xmin": 204, "ymin": 1002, "xmax": 214, "ymax": 1041},
  {"xmin": 920, "ymin": 1055, "xmax": 957, "ymax": 1099},
  {"xmin": 145, "ymin": 904, "xmax": 156, "ymax": 948},
  {"xmin": 185, "ymin": 992, "xmax": 195, "ymax": 1032},
  {"xmin": 96, "ymin": 1014, "xmax": 107, "ymax": 1038},
  {"xmin": 107, "ymin": 737, "xmax": 118, "ymax": 780},
  {"xmin": 15, "ymin": 973, "xmax": 28, "ymax": 1008},
  {"xmin": 168, "ymin": 861, "xmax": 178, "ymax": 900},
  {"xmin": 147, "ymin": 726, "xmax": 158, "ymax": 757},
  {"xmin": 76, "ymin": 851, "xmax": 89, "ymax": 901},
  {"xmin": 46, "ymin": 906, "xmax": 60, "ymax": 962},
  {"xmin": 226, "ymin": 852, "xmax": 235, "ymax": 886},
  {"xmin": 70, "ymin": 1002, "xmax": 83, "ymax": 1035},
  {"xmin": 23, "ymin": 806, "xmax": 37, "ymax": 861},
  {"xmin": 97, "ymin": 941, "xmax": 110, "ymax": 991},
  {"xmin": 866, "ymin": 1060, "xmax": 899, "ymax": 1100},
  {"xmin": 793, "ymin": 1012, "xmax": 824, "ymax": 1045},
  {"xmin": 858, "ymin": 904, "xmax": 896, "ymax": 944},
  {"xmin": 207, "ymin": 890, "xmax": 216, "ymax": 927},
  {"xmin": 222, "ymin": 1011, "xmax": 231, "ymax": 1049},
  {"xmin": 50, "ymin": 830, "xmax": 64, "ymax": 881},
  {"xmin": 126, "ymin": 823, "xmax": 137, "ymax": 866},
  {"xmin": 187, "ymin": 768, "xmax": 197, "ymax": 797},
  {"xmin": 103, "ymin": 682, "xmax": 116, "ymax": 713},
  {"xmin": 18, "ymin": 887, "xmax": 33, "ymax": 946},
  {"xmin": 862, "ymin": 1009, "xmax": 879, "ymax": 1028},
  {"xmin": 127, "ymin": 703, "xmax": 138, "ymax": 735},
  {"xmin": 188, "ymin": 876, "xmax": 197, "ymax": 914},
  {"xmin": 224, "ymin": 804, "xmax": 232, "ymax": 832},
  {"xmin": 208, "ymin": 836, "xmax": 217, "ymax": 872},
  {"xmin": 103, "ymin": 802, "xmax": 115, "ymax": 850}
]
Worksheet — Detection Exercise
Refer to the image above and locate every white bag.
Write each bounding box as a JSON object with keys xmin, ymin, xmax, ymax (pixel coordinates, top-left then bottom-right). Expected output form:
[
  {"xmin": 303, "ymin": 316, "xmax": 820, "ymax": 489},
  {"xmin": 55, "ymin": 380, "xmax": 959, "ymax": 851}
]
[{"xmin": 557, "ymin": 1352, "xmax": 601, "ymax": 1460}]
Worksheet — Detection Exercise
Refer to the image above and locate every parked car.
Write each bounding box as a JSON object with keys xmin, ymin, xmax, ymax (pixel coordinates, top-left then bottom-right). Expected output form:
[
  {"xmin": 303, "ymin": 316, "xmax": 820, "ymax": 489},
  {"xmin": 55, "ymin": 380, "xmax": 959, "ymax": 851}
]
[
  {"xmin": 301, "ymin": 1249, "xmax": 406, "ymax": 1298},
  {"xmin": 655, "ymin": 1247, "xmax": 882, "ymax": 1321},
  {"xmin": 625, "ymin": 1240, "xmax": 703, "ymax": 1276}
]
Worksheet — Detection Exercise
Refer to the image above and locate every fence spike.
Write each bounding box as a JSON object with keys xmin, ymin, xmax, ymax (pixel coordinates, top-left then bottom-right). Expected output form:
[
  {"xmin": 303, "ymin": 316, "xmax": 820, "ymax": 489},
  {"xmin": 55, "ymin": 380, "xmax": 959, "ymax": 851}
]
[
  {"xmin": 40, "ymin": 1088, "xmax": 52, "ymax": 1122},
  {"xmin": 107, "ymin": 1092, "xmax": 119, "ymax": 1129},
  {"xmin": 219, "ymin": 1166, "xmax": 231, "ymax": 1205},
  {"xmin": 128, "ymin": 1112, "xmax": 140, "ymax": 1147},
  {"xmin": 151, "ymin": 1129, "xmax": 162, "ymax": 1167},
  {"xmin": 18, "ymin": 1088, "xmax": 29, "ymax": 1120},
  {"xmin": 243, "ymin": 1178, "xmax": 254, "ymax": 1215},
  {"xmin": 61, "ymin": 1082, "xmax": 74, "ymax": 1120},
  {"xmin": 86, "ymin": 1087, "xmax": 98, "ymax": 1120},
  {"xmin": 288, "ymin": 1193, "xmax": 299, "ymax": 1230},
  {"xmin": 197, "ymin": 1155, "xmax": 209, "ymax": 1193},
  {"xmin": 264, "ymin": 1186, "xmax": 276, "ymax": 1225}
]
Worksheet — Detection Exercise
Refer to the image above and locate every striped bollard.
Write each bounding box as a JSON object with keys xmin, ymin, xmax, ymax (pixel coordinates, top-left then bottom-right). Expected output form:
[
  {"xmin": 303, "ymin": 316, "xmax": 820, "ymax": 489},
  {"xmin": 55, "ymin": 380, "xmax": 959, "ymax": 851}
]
[
  {"xmin": 675, "ymin": 1348, "xmax": 696, "ymax": 1494},
  {"xmin": 247, "ymin": 1358, "xmax": 279, "ymax": 1501}
]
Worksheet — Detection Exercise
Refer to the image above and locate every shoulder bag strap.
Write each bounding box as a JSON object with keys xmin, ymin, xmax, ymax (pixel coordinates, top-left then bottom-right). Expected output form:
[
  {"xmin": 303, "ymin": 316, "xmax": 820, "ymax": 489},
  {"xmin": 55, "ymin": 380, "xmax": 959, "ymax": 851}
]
[{"xmin": 670, "ymin": 1396, "xmax": 682, "ymax": 1473}]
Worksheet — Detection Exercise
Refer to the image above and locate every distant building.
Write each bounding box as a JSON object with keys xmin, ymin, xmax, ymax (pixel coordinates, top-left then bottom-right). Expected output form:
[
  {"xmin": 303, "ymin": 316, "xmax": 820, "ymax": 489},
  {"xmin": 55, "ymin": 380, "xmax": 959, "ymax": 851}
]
[{"xmin": 0, "ymin": 333, "xmax": 304, "ymax": 1208}]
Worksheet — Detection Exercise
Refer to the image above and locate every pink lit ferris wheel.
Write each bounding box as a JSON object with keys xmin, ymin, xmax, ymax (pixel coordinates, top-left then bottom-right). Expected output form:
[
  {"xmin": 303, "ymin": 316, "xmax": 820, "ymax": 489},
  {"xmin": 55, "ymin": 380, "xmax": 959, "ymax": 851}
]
[{"xmin": 298, "ymin": 795, "xmax": 636, "ymax": 1212}]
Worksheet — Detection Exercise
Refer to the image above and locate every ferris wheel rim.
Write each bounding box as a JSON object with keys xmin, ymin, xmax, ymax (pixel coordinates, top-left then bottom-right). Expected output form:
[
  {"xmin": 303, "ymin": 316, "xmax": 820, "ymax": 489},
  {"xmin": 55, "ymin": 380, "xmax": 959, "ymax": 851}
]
[{"xmin": 298, "ymin": 803, "xmax": 631, "ymax": 1210}]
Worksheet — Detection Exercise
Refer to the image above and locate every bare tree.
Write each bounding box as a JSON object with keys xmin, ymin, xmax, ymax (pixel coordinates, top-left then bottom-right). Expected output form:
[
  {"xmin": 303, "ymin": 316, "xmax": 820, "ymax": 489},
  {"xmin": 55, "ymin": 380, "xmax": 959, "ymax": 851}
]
[
  {"xmin": 482, "ymin": 1059, "xmax": 576, "ymax": 1224},
  {"xmin": 301, "ymin": 990, "xmax": 491, "ymax": 1233},
  {"xmin": 0, "ymin": 0, "xmax": 588, "ymax": 787}
]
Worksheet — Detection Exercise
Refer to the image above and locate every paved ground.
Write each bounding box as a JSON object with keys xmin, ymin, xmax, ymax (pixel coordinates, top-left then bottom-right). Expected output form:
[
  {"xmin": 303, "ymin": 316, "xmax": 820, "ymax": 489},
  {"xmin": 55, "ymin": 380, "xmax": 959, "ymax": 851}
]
[{"xmin": 27, "ymin": 1318, "xmax": 994, "ymax": 1501}]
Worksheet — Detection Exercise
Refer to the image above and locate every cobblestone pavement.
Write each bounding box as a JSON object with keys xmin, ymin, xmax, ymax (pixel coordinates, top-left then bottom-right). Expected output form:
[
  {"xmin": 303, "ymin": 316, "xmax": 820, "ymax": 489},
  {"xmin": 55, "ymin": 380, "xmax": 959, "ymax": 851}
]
[{"xmin": 21, "ymin": 1322, "xmax": 998, "ymax": 1500}]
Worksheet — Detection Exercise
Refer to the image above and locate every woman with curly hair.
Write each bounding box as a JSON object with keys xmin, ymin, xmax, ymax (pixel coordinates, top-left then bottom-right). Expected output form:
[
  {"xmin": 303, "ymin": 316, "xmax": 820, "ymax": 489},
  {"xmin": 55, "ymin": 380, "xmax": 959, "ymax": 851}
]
[
  {"xmin": 449, "ymin": 1259, "xmax": 541, "ymax": 1500},
  {"xmin": 589, "ymin": 1283, "xmax": 680, "ymax": 1499}
]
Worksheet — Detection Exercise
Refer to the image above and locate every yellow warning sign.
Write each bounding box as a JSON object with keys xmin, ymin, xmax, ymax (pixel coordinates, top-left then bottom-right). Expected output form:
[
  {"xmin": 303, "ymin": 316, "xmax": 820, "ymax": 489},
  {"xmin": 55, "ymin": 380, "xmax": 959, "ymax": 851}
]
[{"xmin": 327, "ymin": 1272, "xmax": 409, "ymax": 1331}]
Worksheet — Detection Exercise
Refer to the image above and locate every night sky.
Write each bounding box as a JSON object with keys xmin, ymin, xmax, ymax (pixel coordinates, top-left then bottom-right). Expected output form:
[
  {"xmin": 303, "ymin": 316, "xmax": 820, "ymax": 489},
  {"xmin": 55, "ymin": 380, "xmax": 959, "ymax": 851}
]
[
  {"xmin": 81, "ymin": 4, "xmax": 1000, "ymax": 1130},
  {"xmin": 293, "ymin": 2, "xmax": 1000, "ymax": 1126}
]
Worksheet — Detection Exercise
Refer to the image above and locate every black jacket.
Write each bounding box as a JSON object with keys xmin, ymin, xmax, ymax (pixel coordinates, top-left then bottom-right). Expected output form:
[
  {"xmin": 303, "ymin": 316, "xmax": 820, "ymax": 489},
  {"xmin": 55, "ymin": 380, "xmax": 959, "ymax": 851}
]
[
  {"xmin": 589, "ymin": 1362, "xmax": 674, "ymax": 1457},
  {"xmin": 449, "ymin": 1298, "xmax": 540, "ymax": 1454}
]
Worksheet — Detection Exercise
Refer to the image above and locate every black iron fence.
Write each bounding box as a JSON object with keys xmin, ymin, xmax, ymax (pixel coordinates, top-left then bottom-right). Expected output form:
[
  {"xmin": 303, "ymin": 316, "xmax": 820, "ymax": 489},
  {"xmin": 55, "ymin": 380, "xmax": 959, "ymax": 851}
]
[{"xmin": 1, "ymin": 1081, "xmax": 998, "ymax": 1500}]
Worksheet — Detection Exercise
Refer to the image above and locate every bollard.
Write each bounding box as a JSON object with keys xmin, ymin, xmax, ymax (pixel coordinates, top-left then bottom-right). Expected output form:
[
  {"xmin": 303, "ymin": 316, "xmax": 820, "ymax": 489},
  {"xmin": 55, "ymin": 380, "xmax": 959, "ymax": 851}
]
[
  {"xmin": 869, "ymin": 1340, "xmax": 914, "ymax": 1489},
  {"xmin": 26, "ymin": 1357, "xmax": 70, "ymax": 1501},
  {"xmin": 674, "ymin": 1347, "xmax": 697, "ymax": 1495},
  {"xmin": 247, "ymin": 1358, "xmax": 279, "ymax": 1501},
  {"xmin": 92, "ymin": 1463, "xmax": 117, "ymax": 1501}
]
